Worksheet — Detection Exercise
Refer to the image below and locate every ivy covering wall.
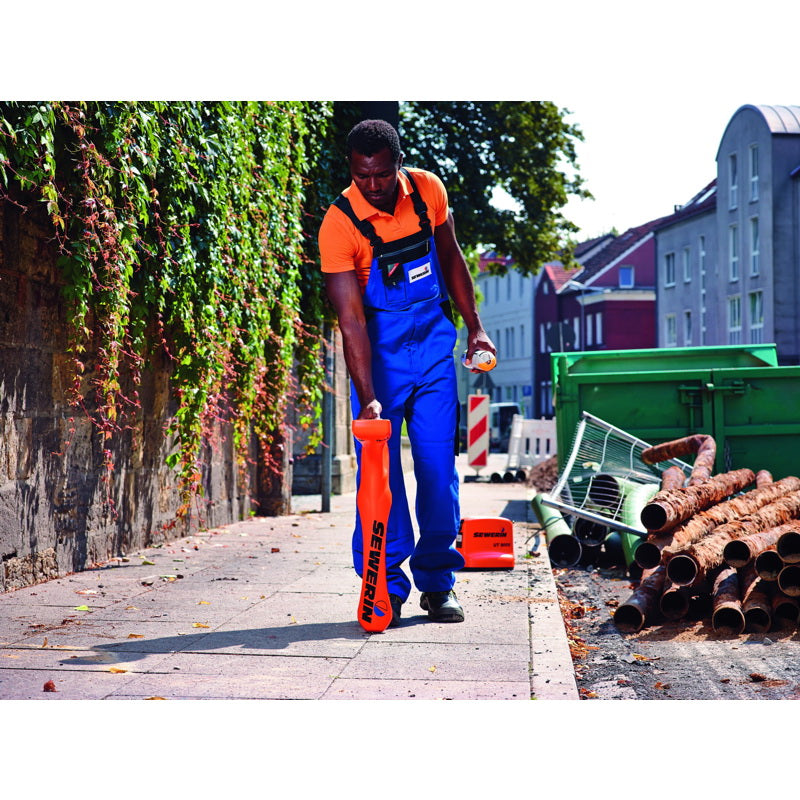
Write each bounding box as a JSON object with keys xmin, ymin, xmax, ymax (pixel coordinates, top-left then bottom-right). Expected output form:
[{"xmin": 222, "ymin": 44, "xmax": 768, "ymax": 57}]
[{"xmin": 0, "ymin": 101, "xmax": 332, "ymax": 517}]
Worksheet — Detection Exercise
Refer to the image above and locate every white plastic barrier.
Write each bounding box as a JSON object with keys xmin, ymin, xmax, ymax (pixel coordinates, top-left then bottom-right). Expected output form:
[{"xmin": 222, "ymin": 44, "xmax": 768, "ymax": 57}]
[{"xmin": 505, "ymin": 415, "xmax": 556, "ymax": 471}]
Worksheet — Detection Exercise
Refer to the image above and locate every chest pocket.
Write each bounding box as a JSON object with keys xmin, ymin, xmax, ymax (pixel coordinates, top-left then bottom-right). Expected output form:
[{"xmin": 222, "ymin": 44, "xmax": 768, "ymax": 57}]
[{"xmin": 376, "ymin": 229, "xmax": 440, "ymax": 308}]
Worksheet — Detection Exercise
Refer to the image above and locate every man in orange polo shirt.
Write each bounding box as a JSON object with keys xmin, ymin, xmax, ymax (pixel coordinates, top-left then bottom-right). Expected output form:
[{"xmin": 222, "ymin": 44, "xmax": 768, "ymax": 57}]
[{"xmin": 319, "ymin": 119, "xmax": 495, "ymax": 626}]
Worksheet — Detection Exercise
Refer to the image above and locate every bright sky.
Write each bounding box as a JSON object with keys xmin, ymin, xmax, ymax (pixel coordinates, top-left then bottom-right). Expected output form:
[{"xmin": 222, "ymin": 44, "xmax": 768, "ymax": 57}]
[{"xmin": 10, "ymin": 1, "xmax": 798, "ymax": 248}]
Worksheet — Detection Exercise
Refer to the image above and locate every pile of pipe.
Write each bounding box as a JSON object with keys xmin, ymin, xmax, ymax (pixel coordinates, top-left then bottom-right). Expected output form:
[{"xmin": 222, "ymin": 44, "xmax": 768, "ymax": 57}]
[{"xmin": 533, "ymin": 433, "xmax": 800, "ymax": 636}]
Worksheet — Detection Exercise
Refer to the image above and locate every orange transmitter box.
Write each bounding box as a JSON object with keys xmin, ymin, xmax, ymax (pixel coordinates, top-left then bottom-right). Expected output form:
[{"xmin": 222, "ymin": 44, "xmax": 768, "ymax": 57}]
[{"xmin": 456, "ymin": 517, "xmax": 515, "ymax": 569}]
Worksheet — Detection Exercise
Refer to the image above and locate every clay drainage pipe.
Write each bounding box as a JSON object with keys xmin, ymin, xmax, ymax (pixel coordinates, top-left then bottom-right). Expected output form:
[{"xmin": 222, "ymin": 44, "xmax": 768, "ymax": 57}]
[
  {"xmin": 711, "ymin": 566, "xmax": 745, "ymax": 635},
  {"xmin": 754, "ymin": 549, "xmax": 784, "ymax": 581},
  {"xmin": 613, "ymin": 564, "xmax": 666, "ymax": 633},
  {"xmin": 777, "ymin": 564, "xmax": 800, "ymax": 597},
  {"xmin": 641, "ymin": 434, "xmax": 716, "ymax": 486},
  {"xmin": 640, "ymin": 468, "xmax": 755, "ymax": 533},
  {"xmin": 776, "ymin": 522, "xmax": 800, "ymax": 563}
]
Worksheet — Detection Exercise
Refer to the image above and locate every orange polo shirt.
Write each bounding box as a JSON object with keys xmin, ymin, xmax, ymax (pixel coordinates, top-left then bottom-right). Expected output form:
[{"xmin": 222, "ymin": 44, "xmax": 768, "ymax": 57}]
[{"xmin": 318, "ymin": 167, "xmax": 450, "ymax": 290}]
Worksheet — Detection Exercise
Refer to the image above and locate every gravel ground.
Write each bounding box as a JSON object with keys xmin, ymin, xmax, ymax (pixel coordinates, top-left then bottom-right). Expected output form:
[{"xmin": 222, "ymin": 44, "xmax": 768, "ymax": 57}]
[{"xmin": 553, "ymin": 561, "xmax": 800, "ymax": 700}]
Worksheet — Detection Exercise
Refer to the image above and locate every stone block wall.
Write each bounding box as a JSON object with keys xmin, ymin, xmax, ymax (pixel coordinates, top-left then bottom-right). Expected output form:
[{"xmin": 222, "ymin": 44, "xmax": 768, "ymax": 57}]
[{"xmin": 0, "ymin": 201, "xmax": 257, "ymax": 592}]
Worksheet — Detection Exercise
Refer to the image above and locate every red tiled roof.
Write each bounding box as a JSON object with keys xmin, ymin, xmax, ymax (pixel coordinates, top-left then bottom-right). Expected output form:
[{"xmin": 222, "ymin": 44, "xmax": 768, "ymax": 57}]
[
  {"xmin": 579, "ymin": 214, "xmax": 673, "ymax": 280},
  {"xmin": 544, "ymin": 261, "xmax": 583, "ymax": 292}
]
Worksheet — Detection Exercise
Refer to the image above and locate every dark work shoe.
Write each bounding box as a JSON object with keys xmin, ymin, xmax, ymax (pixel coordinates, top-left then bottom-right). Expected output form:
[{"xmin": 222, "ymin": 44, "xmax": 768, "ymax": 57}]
[
  {"xmin": 389, "ymin": 594, "xmax": 403, "ymax": 627},
  {"xmin": 419, "ymin": 590, "xmax": 465, "ymax": 623}
]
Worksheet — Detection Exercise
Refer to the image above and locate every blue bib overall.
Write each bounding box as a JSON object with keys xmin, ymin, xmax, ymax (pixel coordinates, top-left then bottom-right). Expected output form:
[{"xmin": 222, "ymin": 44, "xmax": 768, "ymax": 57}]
[{"xmin": 333, "ymin": 170, "xmax": 465, "ymax": 602}]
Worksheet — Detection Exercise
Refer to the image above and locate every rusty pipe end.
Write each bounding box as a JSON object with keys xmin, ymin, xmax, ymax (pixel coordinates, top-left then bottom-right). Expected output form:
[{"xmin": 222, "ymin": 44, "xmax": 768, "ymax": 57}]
[
  {"xmin": 777, "ymin": 565, "xmax": 800, "ymax": 597},
  {"xmin": 640, "ymin": 503, "xmax": 669, "ymax": 533},
  {"xmin": 754, "ymin": 549, "xmax": 784, "ymax": 581},
  {"xmin": 613, "ymin": 603, "xmax": 646, "ymax": 633},
  {"xmin": 777, "ymin": 531, "xmax": 800, "ymax": 564},
  {"xmin": 666, "ymin": 553, "xmax": 699, "ymax": 587},
  {"xmin": 772, "ymin": 595, "xmax": 800, "ymax": 625},
  {"xmin": 723, "ymin": 539, "xmax": 753, "ymax": 568},
  {"xmin": 659, "ymin": 589, "xmax": 690, "ymax": 620},
  {"xmin": 712, "ymin": 604, "xmax": 746, "ymax": 635},
  {"xmin": 634, "ymin": 540, "xmax": 664, "ymax": 570},
  {"xmin": 744, "ymin": 607, "xmax": 772, "ymax": 633}
]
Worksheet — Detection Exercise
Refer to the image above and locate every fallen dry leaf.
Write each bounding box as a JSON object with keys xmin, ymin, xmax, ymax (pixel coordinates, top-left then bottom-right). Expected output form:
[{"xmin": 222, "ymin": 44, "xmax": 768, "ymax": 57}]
[
  {"xmin": 109, "ymin": 668, "xmax": 127, "ymax": 674},
  {"xmin": 197, "ymin": 601, "xmax": 210, "ymax": 605},
  {"xmin": 192, "ymin": 623, "xmax": 210, "ymax": 629},
  {"xmin": 127, "ymin": 634, "xmax": 144, "ymax": 639},
  {"xmin": 43, "ymin": 680, "xmax": 57, "ymax": 692},
  {"xmin": 749, "ymin": 672, "xmax": 767, "ymax": 682}
]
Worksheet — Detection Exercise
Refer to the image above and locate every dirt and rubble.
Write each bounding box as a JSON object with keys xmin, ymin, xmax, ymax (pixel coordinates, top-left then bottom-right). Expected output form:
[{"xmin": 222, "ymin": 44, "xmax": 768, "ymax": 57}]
[
  {"xmin": 553, "ymin": 561, "xmax": 800, "ymax": 699},
  {"xmin": 527, "ymin": 439, "xmax": 800, "ymax": 701}
]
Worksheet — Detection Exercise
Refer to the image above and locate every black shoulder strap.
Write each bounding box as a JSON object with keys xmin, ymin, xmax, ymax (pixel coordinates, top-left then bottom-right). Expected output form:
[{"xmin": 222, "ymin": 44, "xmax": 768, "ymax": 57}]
[
  {"xmin": 332, "ymin": 195, "xmax": 383, "ymax": 247},
  {"xmin": 331, "ymin": 169, "xmax": 433, "ymax": 247},
  {"xmin": 401, "ymin": 168, "xmax": 432, "ymax": 237}
]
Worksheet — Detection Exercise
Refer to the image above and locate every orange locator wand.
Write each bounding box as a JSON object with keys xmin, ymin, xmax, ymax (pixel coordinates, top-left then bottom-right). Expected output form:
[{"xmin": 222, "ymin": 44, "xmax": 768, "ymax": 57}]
[{"xmin": 352, "ymin": 418, "xmax": 393, "ymax": 632}]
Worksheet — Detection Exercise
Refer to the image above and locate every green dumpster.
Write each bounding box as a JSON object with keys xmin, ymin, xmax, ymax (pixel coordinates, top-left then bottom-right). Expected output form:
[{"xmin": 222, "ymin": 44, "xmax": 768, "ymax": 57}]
[{"xmin": 551, "ymin": 344, "xmax": 800, "ymax": 480}]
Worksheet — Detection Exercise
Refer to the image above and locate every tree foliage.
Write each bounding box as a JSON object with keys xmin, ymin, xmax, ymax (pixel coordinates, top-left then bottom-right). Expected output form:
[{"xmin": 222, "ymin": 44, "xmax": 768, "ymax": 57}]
[{"xmin": 399, "ymin": 101, "xmax": 589, "ymax": 274}]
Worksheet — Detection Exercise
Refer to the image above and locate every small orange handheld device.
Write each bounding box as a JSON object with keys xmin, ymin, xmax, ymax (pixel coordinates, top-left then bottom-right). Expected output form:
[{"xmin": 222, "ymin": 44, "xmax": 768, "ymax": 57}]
[
  {"xmin": 461, "ymin": 350, "xmax": 497, "ymax": 372},
  {"xmin": 352, "ymin": 418, "xmax": 393, "ymax": 632}
]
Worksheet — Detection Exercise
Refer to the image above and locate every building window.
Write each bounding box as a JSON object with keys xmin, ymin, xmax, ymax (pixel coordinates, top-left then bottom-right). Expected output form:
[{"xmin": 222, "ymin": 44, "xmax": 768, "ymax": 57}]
[
  {"xmin": 543, "ymin": 282, "xmax": 549, "ymax": 295},
  {"xmin": 699, "ymin": 235, "xmax": 706, "ymax": 290},
  {"xmin": 665, "ymin": 252, "xmax": 676, "ymax": 286},
  {"xmin": 729, "ymin": 225, "xmax": 739, "ymax": 281},
  {"xmin": 749, "ymin": 144, "xmax": 759, "ymax": 202},
  {"xmin": 728, "ymin": 296, "xmax": 742, "ymax": 344},
  {"xmin": 507, "ymin": 275, "xmax": 511, "ymax": 300},
  {"xmin": 665, "ymin": 314, "xmax": 677, "ymax": 346},
  {"xmin": 729, "ymin": 153, "xmax": 738, "ymax": 209},
  {"xmin": 595, "ymin": 312, "xmax": 603, "ymax": 345},
  {"xmin": 682, "ymin": 246, "xmax": 691, "ymax": 283},
  {"xmin": 750, "ymin": 217, "xmax": 760, "ymax": 276},
  {"xmin": 520, "ymin": 325, "xmax": 525, "ymax": 358},
  {"xmin": 586, "ymin": 313, "xmax": 594, "ymax": 346},
  {"xmin": 749, "ymin": 291, "xmax": 764, "ymax": 343},
  {"xmin": 684, "ymin": 311, "xmax": 692, "ymax": 345},
  {"xmin": 540, "ymin": 323, "xmax": 547, "ymax": 353},
  {"xmin": 618, "ymin": 265, "xmax": 634, "ymax": 288},
  {"xmin": 573, "ymin": 317, "xmax": 580, "ymax": 349}
]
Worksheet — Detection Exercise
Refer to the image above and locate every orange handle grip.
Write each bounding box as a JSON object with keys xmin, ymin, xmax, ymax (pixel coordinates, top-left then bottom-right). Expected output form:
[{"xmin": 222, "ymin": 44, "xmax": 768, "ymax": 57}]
[{"xmin": 353, "ymin": 419, "xmax": 393, "ymax": 631}]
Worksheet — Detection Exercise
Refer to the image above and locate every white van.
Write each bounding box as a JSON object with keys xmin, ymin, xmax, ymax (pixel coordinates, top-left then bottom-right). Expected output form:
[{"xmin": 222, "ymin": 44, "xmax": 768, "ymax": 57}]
[{"xmin": 490, "ymin": 402, "xmax": 520, "ymax": 452}]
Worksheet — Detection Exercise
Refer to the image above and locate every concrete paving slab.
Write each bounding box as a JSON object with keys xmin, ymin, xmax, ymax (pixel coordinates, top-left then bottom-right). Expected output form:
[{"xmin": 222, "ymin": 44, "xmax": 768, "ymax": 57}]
[
  {"xmin": 0, "ymin": 665, "xmax": 148, "ymax": 699},
  {"xmin": 340, "ymin": 641, "xmax": 530, "ymax": 683},
  {"xmin": 107, "ymin": 653, "xmax": 348, "ymax": 699},
  {"xmin": 321, "ymin": 678, "xmax": 532, "ymax": 700},
  {"xmin": 0, "ymin": 454, "xmax": 580, "ymax": 701}
]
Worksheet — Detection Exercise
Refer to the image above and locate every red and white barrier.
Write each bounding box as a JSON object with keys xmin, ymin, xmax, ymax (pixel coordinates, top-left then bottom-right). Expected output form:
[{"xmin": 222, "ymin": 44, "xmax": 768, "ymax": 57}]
[{"xmin": 467, "ymin": 393, "xmax": 489, "ymax": 472}]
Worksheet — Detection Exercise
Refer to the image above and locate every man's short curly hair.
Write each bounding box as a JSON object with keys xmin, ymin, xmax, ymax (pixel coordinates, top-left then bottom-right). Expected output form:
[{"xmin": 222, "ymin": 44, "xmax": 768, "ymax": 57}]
[{"xmin": 346, "ymin": 119, "xmax": 402, "ymax": 163}]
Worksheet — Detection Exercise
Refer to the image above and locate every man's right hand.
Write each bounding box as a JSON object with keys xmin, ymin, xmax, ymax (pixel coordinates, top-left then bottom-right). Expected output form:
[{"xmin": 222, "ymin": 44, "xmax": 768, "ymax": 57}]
[{"xmin": 357, "ymin": 399, "xmax": 383, "ymax": 420}]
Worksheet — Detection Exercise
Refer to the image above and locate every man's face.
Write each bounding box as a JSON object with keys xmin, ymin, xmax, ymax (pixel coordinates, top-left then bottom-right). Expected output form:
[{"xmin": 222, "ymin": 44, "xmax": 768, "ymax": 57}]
[{"xmin": 349, "ymin": 147, "xmax": 401, "ymax": 214}]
